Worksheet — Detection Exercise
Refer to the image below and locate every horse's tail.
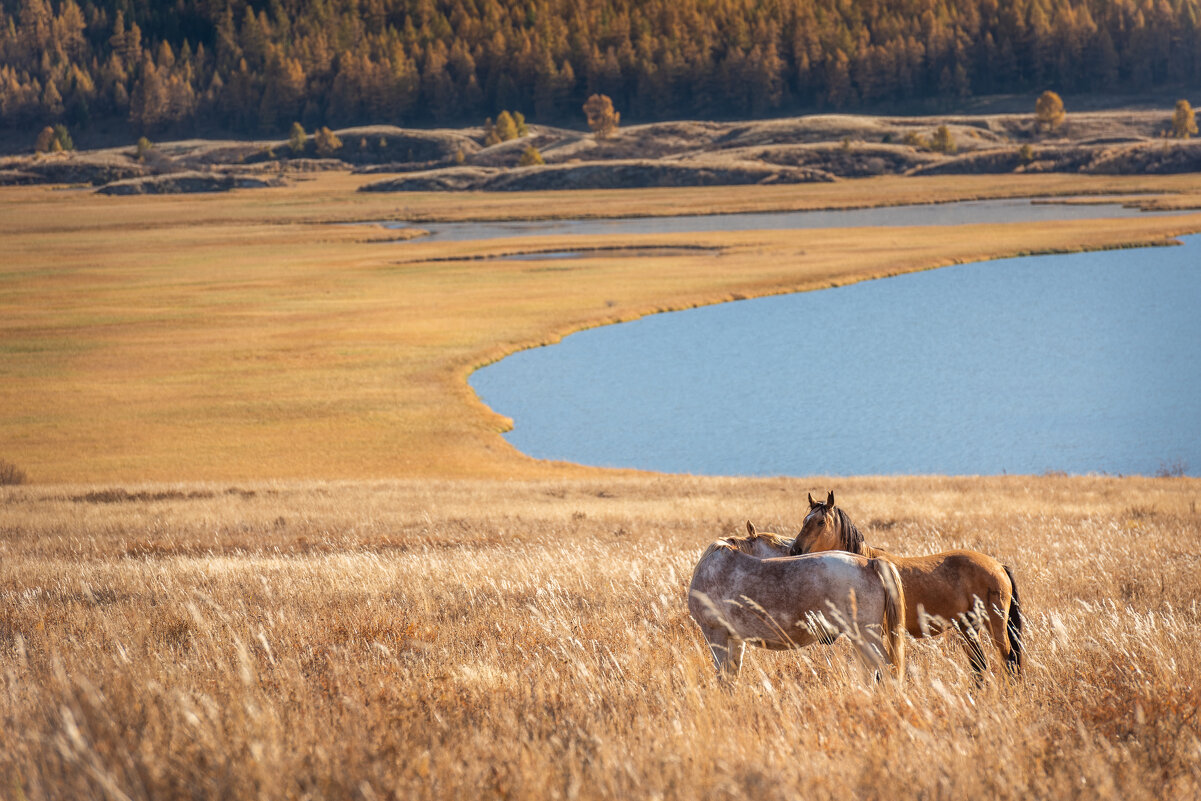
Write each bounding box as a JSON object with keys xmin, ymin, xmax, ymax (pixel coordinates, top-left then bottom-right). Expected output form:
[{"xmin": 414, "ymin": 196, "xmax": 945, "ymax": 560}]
[
  {"xmin": 870, "ymin": 557, "xmax": 906, "ymax": 684},
  {"xmin": 1002, "ymin": 564, "xmax": 1024, "ymax": 677}
]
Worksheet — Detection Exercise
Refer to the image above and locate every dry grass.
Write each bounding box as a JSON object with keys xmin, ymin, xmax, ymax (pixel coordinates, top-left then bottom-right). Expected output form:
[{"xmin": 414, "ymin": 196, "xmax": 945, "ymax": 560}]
[
  {"xmin": 1, "ymin": 475, "xmax": 1198, "ymax": 800},
  {"xmin": 5, "ymin": 160, "xmax": 1200, "ymax": 799},
  {"xmin": 3, "ymin": 172, "xmax": 1201, "ymax": 482}
]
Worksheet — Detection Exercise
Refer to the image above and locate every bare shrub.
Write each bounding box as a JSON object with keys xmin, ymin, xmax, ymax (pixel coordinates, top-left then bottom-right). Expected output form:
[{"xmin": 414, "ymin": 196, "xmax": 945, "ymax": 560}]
[
  {"xmin": 583, "ymin": 94, "xmax": 620, "ymax": 139},
  {"xmin": 0, "ymin": 458, "xmax": 26, "ymax": 485},
  {"xmin": 1035, "ymin": 90, "xmax": 1066, "ymax": 132},
  {"xmin": 1155, "ymin": 459, "xmax": 1188, "ymax": 478}
]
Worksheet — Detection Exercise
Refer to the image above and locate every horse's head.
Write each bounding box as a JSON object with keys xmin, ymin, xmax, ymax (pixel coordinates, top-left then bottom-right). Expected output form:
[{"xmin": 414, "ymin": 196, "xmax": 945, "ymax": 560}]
[
  {"xmin": 789, "ymin": 491, "xmax": 863, "ymax": 555},
  {"xmin": 726, "ymin": 520, "xmax": 794, "ymax": 558}
]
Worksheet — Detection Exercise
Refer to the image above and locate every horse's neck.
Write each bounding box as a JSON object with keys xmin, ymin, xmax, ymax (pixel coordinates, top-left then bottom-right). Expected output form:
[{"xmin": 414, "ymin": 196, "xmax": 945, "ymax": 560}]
[
  {"xmin": 836, "ymin": 517, "xmax": 888, "ymax": 559},
  {"xmin": 835, "ymin": 511, "xmax": 870, "ymax": 556}
]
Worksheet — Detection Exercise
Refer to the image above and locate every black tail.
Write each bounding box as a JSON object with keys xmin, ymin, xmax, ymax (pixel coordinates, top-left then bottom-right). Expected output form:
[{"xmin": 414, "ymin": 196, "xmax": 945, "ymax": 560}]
[{"xmin": 1002, "ymin": 564, "xmax": 1024, "ymax": 677}]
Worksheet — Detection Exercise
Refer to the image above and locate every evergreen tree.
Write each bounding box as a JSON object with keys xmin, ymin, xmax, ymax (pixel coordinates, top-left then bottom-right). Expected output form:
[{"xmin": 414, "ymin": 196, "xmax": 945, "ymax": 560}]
[
  {"xmin": 289, "ymin": 121, "xmax": 307, "ymax": 154},
  {"xmin": 52, "ymin": 123, "xmax": 73, "ymax": 150},
  {"xmin": 314, "ymin": 126, "xmax": 342, "ymax": 156},
  {"xmin": 483, "ymin": 117, "xmax": 501, "ymax": 146},
  {"xmin": 495, "ymin": 110, "xmax": 519, "ymax": 140},
  {"xmin": 518, "ymin": 144, "xmax": 544, "ymax": 165},
  {"xmin": 41, "ymin": 78, "xmax": 62, "ymax": 116}
]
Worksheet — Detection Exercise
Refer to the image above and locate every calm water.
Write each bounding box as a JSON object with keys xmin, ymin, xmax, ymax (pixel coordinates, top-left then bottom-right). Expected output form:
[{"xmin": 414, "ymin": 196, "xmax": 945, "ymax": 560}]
[
  {"xmin": 471, "ymin": 237, "xmax": 1201, "ymax": 476},
  {"xmin": 385, "ymin": 198, "xmax": 1185, "ymax": 242}
]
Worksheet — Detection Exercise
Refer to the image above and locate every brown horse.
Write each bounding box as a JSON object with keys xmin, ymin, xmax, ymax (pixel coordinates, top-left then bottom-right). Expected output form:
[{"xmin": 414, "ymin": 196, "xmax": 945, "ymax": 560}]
[
  {"xmin": 788, "ymin": 492, "xmax": 1023, "ymax": 679},
  {"xmin": 688, "ymin": 526, "xmax": 907, "ymax": 682}
]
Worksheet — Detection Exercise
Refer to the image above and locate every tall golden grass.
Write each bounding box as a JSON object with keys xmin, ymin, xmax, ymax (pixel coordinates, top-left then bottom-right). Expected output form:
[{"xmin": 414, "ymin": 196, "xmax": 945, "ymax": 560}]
[{"xmin": 3, "ymin": 475, "xmax": 1198, "ymax": 799}]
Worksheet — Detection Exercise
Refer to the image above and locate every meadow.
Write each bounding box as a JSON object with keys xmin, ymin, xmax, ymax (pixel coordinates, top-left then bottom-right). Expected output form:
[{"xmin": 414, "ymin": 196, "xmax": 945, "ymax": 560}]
[
  {"xmin": 3, "ymin": 172, "xmax": 1201, "ymax": 483},
  {"xmin": 2, "ymin": 171, "xmax": 1201, "ymax": 799},
  {"xmin": 1, "ymin": 476, "xmax": 1199, "ymax": 800}
]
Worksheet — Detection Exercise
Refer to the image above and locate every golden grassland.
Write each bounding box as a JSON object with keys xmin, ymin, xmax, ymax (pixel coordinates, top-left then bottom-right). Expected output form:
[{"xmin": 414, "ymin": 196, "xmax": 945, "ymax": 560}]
[
  {"xmin": 3, "ymin": 171, "xmax": 1201, "ymax": 482},
  {"xmin": 1, "ymin": 476, "xmax": 1199, "ymax": 800},
  {"xmin": 3, "ymin": 171, "xmax": 1201, "ymax": 799}
]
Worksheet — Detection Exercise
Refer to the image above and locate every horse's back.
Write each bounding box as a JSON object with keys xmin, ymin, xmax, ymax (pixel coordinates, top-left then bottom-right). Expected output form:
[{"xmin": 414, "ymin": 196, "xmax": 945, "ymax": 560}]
[
  {"xmin": 695, "ymin": 548, "xmax": 873, "ymax": 599},
  {"xmin": 688, "ymin": 547, "xmax": 883, "ymax": 648},
  {"xmin": 882, "ymin": 548, "xmax": 1012, "ymax": 634},
  {"xmin": 883, "ymin": 548, "xmax": 1007, "ymax": 582}
]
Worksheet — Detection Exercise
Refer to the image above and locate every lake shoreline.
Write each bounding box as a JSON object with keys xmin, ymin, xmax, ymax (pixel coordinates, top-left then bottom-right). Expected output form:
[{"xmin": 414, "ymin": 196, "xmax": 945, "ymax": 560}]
[
  {"xmin": 5, "ymin": 171, "xmax": 1201, "ymax": 482},
  {"xmin": 473, "ymin": 235, "xmax": 1200, "ymax": 477}
]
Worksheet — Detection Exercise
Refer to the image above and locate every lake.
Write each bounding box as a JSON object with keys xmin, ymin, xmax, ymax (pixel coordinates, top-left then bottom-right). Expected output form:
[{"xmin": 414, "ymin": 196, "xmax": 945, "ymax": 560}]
[
  {"xmin": 384, "ymin": 197, "xmax": 1187, "ymax": 242},
  {"xmin": 470, "ymin": 236, "xmax": 1201, "ymax": 476}
]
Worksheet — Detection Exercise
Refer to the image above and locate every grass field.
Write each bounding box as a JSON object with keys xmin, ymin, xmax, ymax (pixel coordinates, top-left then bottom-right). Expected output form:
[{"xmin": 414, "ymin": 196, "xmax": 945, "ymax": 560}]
[
  {"xmin": 3, "ymin": 171, "xmax": 1200, "ymax": 799},
  {"xmin": 3, "ymin": 171, "xmax": 1201, "ymax": 483},
  {"xmin": 2, "ymin": 476, "xmax": 1199, "ymax": 799}
]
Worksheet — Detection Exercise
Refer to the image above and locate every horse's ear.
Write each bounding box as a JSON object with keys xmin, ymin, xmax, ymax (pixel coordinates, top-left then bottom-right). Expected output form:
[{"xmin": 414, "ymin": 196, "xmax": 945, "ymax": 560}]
[
  {"xmin": 746, "ymin": 521, "xmax": 756, "ymax": 536},
  {"xmin": 807, "ymin": 492, "xmax": 819, "ymax": 508},
  {"xmin": 826, "ymin": 490, "xmax": 835, "ymax": 507}
]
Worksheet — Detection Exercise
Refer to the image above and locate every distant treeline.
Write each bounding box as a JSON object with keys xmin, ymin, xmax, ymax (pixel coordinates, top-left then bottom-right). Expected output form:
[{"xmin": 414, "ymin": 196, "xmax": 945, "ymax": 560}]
[{"xmin": 2, "ymin": 0, "xmax": 1200, "ymax": 139}]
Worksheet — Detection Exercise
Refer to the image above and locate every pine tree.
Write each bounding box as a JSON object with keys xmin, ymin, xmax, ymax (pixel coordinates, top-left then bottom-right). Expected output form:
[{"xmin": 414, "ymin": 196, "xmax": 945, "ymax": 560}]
[
  {"xmin": 41, "ymin": 78, "xmax": 63, "ymax": 116},
  {"xmin": 518, "ymin": 144, "xmax": 544, "ymax": 165},
  {"xmin": 495, "ymin": 110, "xmax": 518, "ymax": 140},
  {"xmin": 53, "ymin": 124, "xmax": 73, "ymax": 150},
  {"xmin": 483, "ymin": 117, "xmax": 501, "ymax": 146},
  {"xmin": 289, "ymin": 121, "xmax": 307, "ymax": 154},
  {"xmin": 130, "ymin": 60, "xmax": 170, "ymax": 130},
  {"xmin": 314, "ymin": 126, "xmax": 342, "ymax": 156}
]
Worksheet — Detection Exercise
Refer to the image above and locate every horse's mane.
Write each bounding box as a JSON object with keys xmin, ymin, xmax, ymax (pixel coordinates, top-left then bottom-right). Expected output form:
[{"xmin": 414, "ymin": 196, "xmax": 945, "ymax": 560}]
[
  {"xmin": 830, "ymin": 506, "xmax": 866, "ymax": 554},
  {"xmin": 698, "ymin": 530, "xmax": 793, "ymax": 561},
  {"xmin": 698, "ymin": 540, "xmax": 730, "ymax": 563},
  {"xmin": 730, "ymin": 530, "xmax": 794, "ymax": 554}
]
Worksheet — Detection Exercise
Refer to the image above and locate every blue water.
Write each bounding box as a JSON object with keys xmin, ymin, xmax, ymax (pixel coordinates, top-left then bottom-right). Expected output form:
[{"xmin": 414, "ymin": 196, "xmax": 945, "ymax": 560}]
[
  {"xmin": 470, "ymin": 237, "xmax": 1201, "ymax": 476},
  {"xmin": 384, "ymin": 198, "xmax": 1187, "ymax": 242}
]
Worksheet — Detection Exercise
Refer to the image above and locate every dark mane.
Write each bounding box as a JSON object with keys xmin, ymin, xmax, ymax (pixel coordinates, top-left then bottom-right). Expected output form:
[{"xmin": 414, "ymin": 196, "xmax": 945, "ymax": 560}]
[{"xmin": 831, "ymin": 507, "xmax": 865, "ymax": 554}]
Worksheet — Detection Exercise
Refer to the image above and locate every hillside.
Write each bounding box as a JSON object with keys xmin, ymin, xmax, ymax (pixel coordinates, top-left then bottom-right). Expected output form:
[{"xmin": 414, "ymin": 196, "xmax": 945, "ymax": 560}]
[
  {"xmin": 5, "ymin": 109, "xmax": 1201, "ymax": 194},
  {"xmin": 2, "ymin": 0, "xmax": 1200, "ymax": 141}
]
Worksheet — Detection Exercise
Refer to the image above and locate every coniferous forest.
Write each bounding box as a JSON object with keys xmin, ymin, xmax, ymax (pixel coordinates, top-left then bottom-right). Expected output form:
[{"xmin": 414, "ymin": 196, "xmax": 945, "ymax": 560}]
[{"xmin": 1, "ymin": 0, "xmax": 1200, "ymax": 139}]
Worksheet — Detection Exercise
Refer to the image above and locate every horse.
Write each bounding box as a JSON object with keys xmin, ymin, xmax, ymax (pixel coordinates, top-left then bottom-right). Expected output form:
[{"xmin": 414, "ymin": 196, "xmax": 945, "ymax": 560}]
[
  {"xmin": 688, "ymin": 525, "xmax": 906, "ymax": 682},
  {"xmin": 788, "ymin": 491, "xmax": 1023, "ymax": 680}
]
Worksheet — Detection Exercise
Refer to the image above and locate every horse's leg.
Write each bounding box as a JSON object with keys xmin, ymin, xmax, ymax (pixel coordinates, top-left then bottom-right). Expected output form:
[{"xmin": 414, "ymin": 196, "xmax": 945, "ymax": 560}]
[
  {"xmin": 701, "ymin": 626, "xmax": 727, "ymax": 672},
  {"xmin": 985, "ymin": 599, "xmax": 1014, "ymax": 676},
  {"xmin": 955, "ymin": 618, "xmax": 989, "ymax": 683},
  {"xmin": 727, "ymin": 637, "xmax": 746, "ymax": 676},
  {"xmin": 702, "ymin": 626, "xmax": 744, "ymax": 676},
  {"xmin": 851, "ymin": 643, "xmax": 886, "ymax": 685},
  {"xmin": 850, "ymin": 621, "xmax": 887, "ymax": 685}
]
